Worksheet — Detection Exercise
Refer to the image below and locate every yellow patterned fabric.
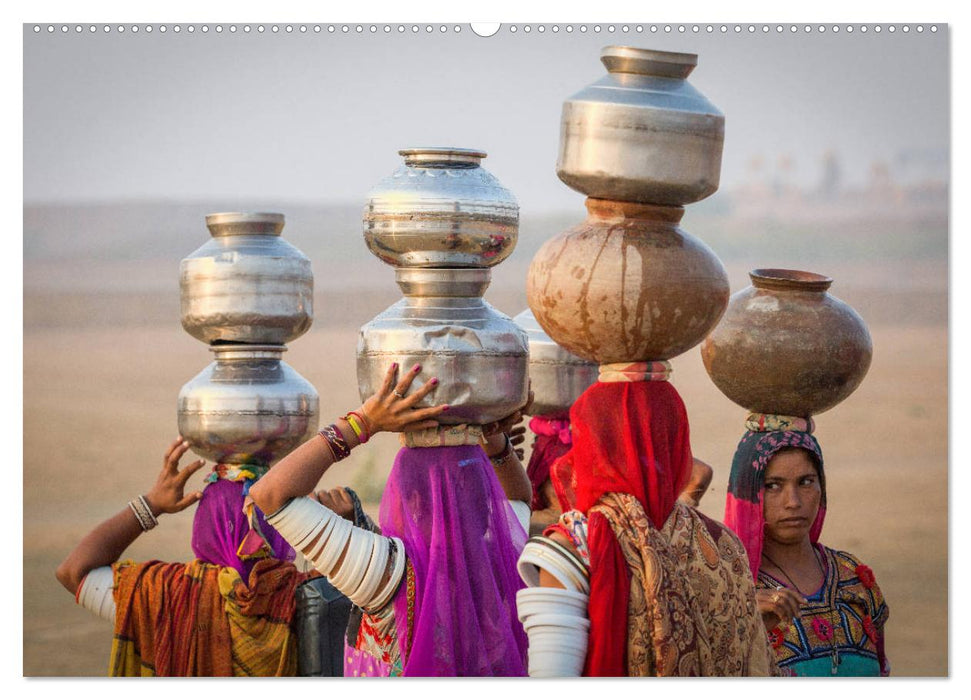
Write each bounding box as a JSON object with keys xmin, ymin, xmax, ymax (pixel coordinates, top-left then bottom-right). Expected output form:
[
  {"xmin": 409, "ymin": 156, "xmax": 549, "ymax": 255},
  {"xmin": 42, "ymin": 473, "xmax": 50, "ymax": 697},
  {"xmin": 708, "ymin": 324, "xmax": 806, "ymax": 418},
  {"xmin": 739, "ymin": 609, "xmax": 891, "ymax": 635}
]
[
  {"xmin": 744, "ymin": 413, "xmax": 815, "ymax": 433},
  {"xmin": 591, "ymin": 494, "xmax": 778, "ymax": 676},
  {"xmin": 109, "ymin": 558, "xmax": 313, "ymax": 676},
  {"xmin": 400, "ymin": 423, "xmax": 484, "ymax": 448}
]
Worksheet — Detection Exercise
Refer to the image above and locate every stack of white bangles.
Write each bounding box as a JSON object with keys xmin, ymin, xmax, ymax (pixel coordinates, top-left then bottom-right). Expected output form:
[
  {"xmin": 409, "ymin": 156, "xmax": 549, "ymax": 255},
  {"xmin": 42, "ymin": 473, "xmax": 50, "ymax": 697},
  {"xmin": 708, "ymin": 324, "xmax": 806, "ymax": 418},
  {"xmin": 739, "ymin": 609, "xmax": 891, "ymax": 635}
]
[
  {"xmin": 517, "ymin": 536, "xmax": 590, "ymax": 593},
  {"xmin": 77, "ymin": 566, "xmax": 116, "ymax": 622},
  {"xmin": 267, "ymin": 496, "xmax": 405, "ymax": 612},
  {"xmin": 516, "ymin": 536, "xmax": 590, "ymax": 677}
]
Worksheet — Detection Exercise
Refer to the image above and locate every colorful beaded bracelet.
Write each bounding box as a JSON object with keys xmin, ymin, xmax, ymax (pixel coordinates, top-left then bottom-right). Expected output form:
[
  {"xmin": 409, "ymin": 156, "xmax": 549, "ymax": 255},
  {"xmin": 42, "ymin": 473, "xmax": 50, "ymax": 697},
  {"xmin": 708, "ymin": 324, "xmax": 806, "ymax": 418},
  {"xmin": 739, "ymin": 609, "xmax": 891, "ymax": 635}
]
[
  {"xmin": 342, "ymin": 411, "xmax": 372, "ymax": 443},
  {"xmin": 319, "ymin": 423, "xmax": 351, "ymax": 461}
]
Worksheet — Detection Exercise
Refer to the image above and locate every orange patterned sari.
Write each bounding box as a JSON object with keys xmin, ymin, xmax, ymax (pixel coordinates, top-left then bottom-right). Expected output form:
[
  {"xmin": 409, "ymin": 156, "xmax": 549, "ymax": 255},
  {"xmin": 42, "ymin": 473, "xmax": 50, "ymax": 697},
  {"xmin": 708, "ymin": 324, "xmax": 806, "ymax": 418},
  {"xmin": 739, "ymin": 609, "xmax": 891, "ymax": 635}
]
[{"xmin": 109, "ymin": 557, "xmax": 315, "ymax": 676}]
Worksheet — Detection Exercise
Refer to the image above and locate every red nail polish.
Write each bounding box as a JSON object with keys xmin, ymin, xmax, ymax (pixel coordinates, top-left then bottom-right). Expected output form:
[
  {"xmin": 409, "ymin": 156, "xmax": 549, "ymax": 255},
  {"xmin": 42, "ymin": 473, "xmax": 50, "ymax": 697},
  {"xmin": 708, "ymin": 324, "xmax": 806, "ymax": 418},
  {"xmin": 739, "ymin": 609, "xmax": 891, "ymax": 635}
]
[
  {"xmin": 430, "ymin": 377, "xmax": 439, "ymax": 385},
  {"xmin": 412, "ymin": 363, "xmax": 421, "ymax": 372},
  {"xmin": 442, "ymin": 405, "xmax": 450, "ymax": 411},
  {"xmin": 391, "ymin": 362, "xmax": 398, "ymax": 370}
]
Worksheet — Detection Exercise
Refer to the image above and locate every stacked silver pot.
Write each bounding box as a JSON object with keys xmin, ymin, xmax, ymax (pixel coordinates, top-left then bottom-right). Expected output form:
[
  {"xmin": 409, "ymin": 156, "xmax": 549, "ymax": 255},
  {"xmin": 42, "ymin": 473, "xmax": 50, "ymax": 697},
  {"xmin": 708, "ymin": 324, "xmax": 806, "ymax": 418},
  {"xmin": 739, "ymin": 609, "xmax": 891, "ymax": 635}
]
[
  {"xmin": 513, "ymin": 309, "xmax": 597, "ymax": 418},
  {"xmin": 177, "ymin": 212, "xmax": 320, "ymax": 466},
  {"xmin": 526, "ymin": 46, "xmax": 731, "ymax": 368},
  {"xmin": 356, "ymin": 148, "xmax": 529, "ymax": 425}
]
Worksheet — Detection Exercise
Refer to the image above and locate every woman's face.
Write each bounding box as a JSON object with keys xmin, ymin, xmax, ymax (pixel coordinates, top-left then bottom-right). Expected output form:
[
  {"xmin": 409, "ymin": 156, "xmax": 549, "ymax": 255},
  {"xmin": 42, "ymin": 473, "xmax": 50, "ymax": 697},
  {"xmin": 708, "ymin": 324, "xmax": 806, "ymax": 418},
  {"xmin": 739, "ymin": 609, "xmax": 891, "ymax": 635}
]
[{"xmin": 762, "ymin": 448, "xmax": 822, "ymax": 546}]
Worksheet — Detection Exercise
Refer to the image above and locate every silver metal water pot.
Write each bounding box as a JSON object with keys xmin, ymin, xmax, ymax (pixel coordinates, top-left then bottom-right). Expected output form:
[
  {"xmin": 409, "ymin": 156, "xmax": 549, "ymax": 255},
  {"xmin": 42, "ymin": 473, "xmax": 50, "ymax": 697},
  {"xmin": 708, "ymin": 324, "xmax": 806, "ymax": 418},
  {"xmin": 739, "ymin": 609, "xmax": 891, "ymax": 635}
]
[
  {"xmin": 363, "ymin": 148, "xmax": 519, "ymax": 268},
  {"xmin": 357, "ymin": 269, "xmax": 529, "ymax": 425},
  {"xmin": 178, "ymin": 344, "xmax": 319, "ymax": 466},
  {"xmin": 557, "ymin": 46, "xmax": 725, "ymax": 206},
  {"xmin": 180, "ymin": 212, "xmax": 314, "ymax": 345},
  {"xmin": 513, "ymin": 309, "xmax": 597, "ymax": 417}
]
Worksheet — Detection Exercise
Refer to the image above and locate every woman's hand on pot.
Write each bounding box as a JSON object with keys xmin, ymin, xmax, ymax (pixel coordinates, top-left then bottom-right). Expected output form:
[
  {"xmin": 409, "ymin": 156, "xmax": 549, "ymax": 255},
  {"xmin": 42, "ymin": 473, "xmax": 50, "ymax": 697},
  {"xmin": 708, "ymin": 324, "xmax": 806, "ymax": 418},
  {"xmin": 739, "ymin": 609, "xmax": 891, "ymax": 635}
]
[
  {"xmin": 755, "ymin": 587, "xmax": 805, "ymax": 631},
  {"xmin": 144, "ymin": 437, "xmax": 207, "ymax": 516},
  {"xmin": 360, "ymin": 363, "xmax": 449, "ymax": 434},
  {"xmin": 509, "ymin": 424, "xmax": 527, "ymax": 460}
]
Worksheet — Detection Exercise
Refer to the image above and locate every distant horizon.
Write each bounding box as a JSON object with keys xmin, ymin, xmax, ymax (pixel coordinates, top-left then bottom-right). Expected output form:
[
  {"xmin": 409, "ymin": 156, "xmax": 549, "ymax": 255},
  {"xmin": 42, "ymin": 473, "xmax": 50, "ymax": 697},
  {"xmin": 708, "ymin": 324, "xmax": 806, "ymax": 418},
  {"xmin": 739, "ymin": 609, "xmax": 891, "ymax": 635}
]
[{"xmin": 24, "ymin": 25, "xmax": 948, "ymax": 209}]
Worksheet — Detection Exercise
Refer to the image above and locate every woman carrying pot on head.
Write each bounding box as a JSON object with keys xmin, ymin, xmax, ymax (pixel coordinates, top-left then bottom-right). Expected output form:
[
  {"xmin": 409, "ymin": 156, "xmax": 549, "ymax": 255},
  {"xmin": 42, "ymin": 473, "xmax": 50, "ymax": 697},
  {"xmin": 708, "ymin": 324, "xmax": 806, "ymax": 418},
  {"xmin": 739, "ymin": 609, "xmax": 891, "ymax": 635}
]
[
  {"xmin": 515, "ymin": 366, "xmax": 777, "ymax": 677},
  {"xmin": 724, "ymin": 415, "xmax": 890, "ymax": 676},
  {"xmin": 55, "ymin": 437, "xmax": 373, "ymax": 676},
  {"xmin": 249, "ymin": 362, "xmax": 532, "ymax": 677}
]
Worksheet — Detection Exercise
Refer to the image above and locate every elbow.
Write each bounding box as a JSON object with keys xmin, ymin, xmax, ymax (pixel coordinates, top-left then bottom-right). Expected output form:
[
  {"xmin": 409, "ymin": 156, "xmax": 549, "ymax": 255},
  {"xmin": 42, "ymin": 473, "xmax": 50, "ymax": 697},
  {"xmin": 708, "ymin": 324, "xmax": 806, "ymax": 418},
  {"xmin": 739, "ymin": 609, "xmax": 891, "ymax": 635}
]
[
  {"xmin": 248, "ymin": 480, "xmax": 281, "ymax": 518},
  {"xmin": 55, "ymin": 559, "xmax": 83, "ymax": 596}
]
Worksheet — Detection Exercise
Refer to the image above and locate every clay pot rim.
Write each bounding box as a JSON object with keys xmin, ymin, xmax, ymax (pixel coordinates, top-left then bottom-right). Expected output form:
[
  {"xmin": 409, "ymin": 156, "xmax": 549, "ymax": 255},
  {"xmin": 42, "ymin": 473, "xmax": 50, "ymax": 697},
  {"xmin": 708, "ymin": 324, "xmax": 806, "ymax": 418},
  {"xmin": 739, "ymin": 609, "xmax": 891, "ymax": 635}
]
[
  {"xmin": 585, "ymin": 197, "xmax": 685, "ymax": 223},
  {"xmin": 750, "ymin": 268, "xmax": 833, "ymax": 292}
]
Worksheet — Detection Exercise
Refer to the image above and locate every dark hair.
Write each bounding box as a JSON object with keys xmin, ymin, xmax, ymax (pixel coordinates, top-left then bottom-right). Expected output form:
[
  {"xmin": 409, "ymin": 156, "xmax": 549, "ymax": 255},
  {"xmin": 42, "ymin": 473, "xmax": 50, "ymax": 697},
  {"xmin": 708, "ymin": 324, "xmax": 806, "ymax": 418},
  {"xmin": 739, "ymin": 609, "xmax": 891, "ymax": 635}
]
[{"xmin": 770, "ymin": 445, "xmax": 821, "ymax": 471}]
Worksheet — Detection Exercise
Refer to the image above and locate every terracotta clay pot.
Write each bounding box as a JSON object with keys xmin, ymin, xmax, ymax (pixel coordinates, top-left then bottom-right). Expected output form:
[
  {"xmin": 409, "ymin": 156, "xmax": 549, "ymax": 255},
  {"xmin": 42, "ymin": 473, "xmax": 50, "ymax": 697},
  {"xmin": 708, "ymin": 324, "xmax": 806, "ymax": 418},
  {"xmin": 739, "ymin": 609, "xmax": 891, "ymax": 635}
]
[
  {"xmin": 701, "ymin": 269, "xmax": 872, "ymax": 416},
  {"xmin": 526, "ymin": 198, "xmax": 729, "ymax": 364}
]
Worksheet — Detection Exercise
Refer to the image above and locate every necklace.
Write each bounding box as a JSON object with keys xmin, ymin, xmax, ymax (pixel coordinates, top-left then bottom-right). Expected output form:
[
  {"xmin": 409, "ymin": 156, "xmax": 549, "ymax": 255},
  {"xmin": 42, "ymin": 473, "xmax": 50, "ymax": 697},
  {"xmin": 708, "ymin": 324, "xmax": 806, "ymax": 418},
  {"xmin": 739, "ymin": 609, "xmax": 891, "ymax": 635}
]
[
  {"xmin": 761, "ymin": 549, "xmax": 821, "ymax": 596},
  {"xmin": 762, "ymin": 547, "xmax": 841, "ymax": 675}
]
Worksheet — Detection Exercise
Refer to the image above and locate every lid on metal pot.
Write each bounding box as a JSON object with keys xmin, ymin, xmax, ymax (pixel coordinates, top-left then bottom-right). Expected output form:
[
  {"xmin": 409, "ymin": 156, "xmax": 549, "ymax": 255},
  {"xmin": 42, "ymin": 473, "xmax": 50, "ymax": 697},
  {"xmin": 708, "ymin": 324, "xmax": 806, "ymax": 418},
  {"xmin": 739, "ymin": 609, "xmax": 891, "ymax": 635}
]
[
  {"xmin": 600, "ymin": 46, "xmax": 698, "ymax": 79},
  {"xmin": 398, "ymin": 147, "xmax": 487, "ymax": 168},
  {"xmin": 205, "ymin": 212, "xmax": 285, "ymax": 238}
]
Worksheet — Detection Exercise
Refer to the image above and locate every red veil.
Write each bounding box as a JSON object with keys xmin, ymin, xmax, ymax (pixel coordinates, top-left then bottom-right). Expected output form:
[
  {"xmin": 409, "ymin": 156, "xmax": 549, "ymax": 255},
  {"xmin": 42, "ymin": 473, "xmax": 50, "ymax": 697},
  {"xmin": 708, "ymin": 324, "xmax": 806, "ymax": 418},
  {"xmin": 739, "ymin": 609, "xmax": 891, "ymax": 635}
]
[{"xmin": 551, "ymin": 380, "xmax": 693, "ymax": 676}]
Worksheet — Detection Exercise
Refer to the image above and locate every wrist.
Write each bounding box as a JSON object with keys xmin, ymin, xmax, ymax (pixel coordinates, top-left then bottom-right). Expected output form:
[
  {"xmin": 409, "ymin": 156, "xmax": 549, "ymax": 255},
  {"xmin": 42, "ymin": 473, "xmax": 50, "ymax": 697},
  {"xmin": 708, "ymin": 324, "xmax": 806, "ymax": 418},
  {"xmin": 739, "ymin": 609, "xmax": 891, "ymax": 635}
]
[
  {"xmin": 486, "ymin": 434, "xmax": 512, "ymax": 461},
  {"xmin": 341, "ymin": 409, "xmax": 372, "ymax": 444},
  {"xmin": 129, "ymin": 494, "xmax": 160, "ymax": 531},
  {"xmin": 141, "ymin": 494, "xmax": 162, "ymax": 518},
  {"xmin": 334, "ymin": 419, "xmax": 361, "ymax": 449},
  {"xmin": 319, "ymin": 420, "xmax": 359, "ymax": 462}
]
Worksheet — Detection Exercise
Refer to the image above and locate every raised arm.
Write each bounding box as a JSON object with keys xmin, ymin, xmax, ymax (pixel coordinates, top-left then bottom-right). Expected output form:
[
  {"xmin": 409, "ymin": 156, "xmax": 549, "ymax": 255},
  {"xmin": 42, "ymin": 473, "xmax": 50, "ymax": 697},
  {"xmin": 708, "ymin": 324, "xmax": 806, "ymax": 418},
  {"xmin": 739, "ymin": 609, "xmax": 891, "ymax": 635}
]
[
  {"xmin": 678, "ymin": 457, "xmax": 714, "ymax": 507},
  {"xmin": 481, "ymin": 386, "xmax": 534, "ymax": 504},
  {"xmin": 55, "ymin": 438, "xmax": 207, "ymax": 595},
  {"xmin": 249, "ymin": 363, "xmax": 447, "ymax": 516}
]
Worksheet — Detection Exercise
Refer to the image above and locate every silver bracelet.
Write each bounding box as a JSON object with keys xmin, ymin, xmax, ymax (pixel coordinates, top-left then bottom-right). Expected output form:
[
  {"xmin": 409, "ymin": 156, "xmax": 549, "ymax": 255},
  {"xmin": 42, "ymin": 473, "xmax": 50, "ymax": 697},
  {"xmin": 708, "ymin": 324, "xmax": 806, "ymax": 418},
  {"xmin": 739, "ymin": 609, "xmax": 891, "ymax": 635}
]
[{"xmin": 128, "ymin": 495, "xmax": 158, "ymax": 531}]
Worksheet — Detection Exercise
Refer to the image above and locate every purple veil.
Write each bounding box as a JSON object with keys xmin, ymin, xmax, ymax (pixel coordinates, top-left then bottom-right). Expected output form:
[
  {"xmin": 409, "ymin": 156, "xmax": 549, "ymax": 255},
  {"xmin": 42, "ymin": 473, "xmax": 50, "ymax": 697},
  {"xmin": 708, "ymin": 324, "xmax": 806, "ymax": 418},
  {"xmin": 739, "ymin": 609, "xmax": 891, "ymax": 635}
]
[
  {"xmin": 190, "ymin": 478, "xmax": 295, "ymax": 580},
  {"xmin": 379, "ymin": 445, "xmax": 528, "ymax": 677}
]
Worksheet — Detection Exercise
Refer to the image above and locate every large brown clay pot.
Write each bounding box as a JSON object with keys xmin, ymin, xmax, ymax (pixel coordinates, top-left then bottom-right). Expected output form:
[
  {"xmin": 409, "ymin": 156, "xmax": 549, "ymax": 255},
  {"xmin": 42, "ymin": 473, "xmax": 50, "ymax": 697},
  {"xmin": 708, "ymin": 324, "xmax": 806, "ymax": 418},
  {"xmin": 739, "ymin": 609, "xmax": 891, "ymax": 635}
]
[
  {"xmin": 701, "ymin": 269, "xmax": 872, "ymax": 416},
  {"xmin": 526, "ymin": 198, "xmax": 729, "ymax": 364}
]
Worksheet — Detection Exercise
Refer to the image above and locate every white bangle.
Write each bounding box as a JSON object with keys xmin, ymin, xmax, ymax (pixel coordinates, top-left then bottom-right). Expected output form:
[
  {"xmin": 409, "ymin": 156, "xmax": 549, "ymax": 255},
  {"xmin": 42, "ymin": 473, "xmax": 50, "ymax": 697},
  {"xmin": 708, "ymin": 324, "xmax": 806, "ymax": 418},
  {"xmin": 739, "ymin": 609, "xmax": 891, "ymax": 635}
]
[
  {"xmin": 516, "ymin": 587, "xmax": 589, "ymax": 622},
  {"xmin": 367, "ymin": 537, "xmax": 406, "ymax": 613},
  {"xmin": 329, "ymin": 527, "xmax": 372, "ymax": 590},
  {"xmin": 316, "ymin": 516, "xmax": 353, "ymax": 575},
  {"xmin": 77, "ymin": 566, "xmax": 116, "ymax": 622},
  {"xmin": 265, "ymin": 496, "xmax": 406, "ymax": 611},
  {"xmin": 517, "ymin": 537, "xmax": 590, "ymax": 593},
  {"xmin": 524, "ymin": 620, "xmax": 589, "ymax": 677},
  {"xmin": 516, "ymin": 587, "xmax": 590, "ymax": 677},
  {"xmin": 267, "ymin": 496, "xmax": 349, "ymax": 577},
  {"xmin": 293, "ymin": 509, "xmax": 331, "ymax": 551},
  {"xmin": 348, "ymin": 534, "xmax": 389, "ymax": 607},
  {"xmin": 269, "ymin": 497, "xmax": 324, "ymax": 544}
]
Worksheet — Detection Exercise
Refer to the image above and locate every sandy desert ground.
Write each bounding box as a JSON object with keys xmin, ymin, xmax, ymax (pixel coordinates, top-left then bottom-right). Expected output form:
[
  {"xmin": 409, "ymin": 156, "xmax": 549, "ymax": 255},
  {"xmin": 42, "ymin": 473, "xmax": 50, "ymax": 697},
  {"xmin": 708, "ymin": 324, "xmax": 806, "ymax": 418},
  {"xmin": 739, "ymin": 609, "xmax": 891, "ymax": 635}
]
[{"xmin": 23, "ymin": 319, "xmax": 947, "ymax": 676}]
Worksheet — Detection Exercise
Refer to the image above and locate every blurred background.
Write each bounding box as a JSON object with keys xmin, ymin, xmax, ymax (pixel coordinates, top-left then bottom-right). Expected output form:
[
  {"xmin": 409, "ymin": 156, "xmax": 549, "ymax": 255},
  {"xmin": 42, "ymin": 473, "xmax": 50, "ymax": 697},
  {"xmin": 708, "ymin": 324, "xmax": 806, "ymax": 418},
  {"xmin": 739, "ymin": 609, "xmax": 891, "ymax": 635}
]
[{"xmin": 23, "ymin": 23, "xmax": 948, "ymax": 675}]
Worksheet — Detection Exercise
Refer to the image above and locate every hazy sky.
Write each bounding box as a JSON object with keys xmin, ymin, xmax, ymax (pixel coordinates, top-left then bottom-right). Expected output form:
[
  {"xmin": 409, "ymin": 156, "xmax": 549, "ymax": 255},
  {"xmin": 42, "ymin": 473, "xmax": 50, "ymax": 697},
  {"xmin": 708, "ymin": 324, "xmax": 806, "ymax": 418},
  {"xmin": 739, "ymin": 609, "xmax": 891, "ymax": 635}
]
[{"xmin": 23, "ymin": 23, "xmax": 949, "ymax": 213}]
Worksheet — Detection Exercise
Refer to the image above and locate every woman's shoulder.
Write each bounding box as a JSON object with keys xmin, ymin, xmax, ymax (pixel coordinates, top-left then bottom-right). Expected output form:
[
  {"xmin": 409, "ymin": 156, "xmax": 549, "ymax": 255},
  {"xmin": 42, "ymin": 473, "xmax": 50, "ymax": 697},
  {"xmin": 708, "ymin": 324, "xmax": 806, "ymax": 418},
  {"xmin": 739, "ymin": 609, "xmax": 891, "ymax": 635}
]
[
  {"xmin": 823, "ymin": 546, "xmax": 880, "ymax": 584},
  {"xmin": 683, "ymin": 504, "xmax": 749, "ymax": 556}
]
